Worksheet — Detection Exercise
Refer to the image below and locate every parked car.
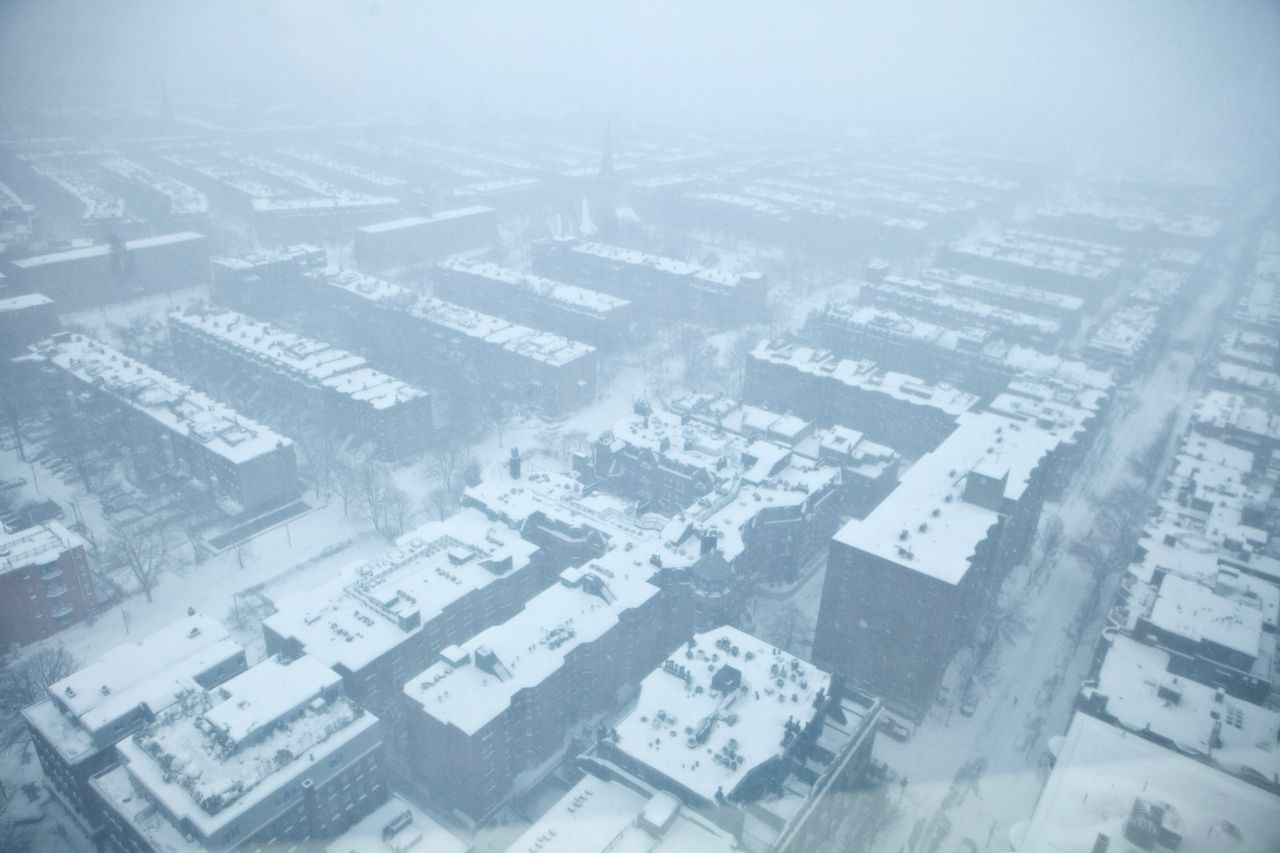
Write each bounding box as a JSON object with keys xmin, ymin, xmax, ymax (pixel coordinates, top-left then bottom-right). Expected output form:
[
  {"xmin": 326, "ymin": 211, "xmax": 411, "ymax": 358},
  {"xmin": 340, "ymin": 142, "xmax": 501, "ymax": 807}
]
[{"xmin": 879, "ymin": 716, "xmax": 913, "ymax": 742}]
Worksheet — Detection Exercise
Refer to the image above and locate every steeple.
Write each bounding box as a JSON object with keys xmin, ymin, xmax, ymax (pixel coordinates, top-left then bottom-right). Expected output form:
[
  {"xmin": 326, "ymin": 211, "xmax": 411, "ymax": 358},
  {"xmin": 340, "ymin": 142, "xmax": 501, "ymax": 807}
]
[
  {"xmin": 600, "ymin": 117, "xmax": 614, "ymax": 176},
  {"xmin": 160, "ymin": 77, "xmax": 172, "ymax": 121}
]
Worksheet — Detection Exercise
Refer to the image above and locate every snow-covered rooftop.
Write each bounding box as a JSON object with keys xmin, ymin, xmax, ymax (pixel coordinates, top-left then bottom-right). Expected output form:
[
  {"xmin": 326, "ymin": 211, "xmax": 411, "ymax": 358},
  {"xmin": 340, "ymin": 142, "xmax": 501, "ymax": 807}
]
[
  {"xmin": 264, "ymin": 508, "xmax": 540, "ymax": 673},
  {"xmin": 309, "ymin": 268, "xmax": 596, "ymax": 368},
  {"xmin": 0, "ymin": 520, "xmax": 83, "ymax": 577},
  {"xmin": 12, "ymin": 231, "xmax": 204, "ymax": 268},
  {"xmin": 113, "ymin": 655, "xmax": 377, "ymax": 839},
  {"xmin": 0, "ymin": 292, "xmax": 54, "ymax": 313},
  {"xmin": 750, "ymin": 341, "xmax": 981, "ymax": 418},
  {"xmin": 1086, "ymin": 635, "xmax": 1280, "ymax": 789},
  {"xmin": 438, "ymin": 257, "xmax": 630, "ymax": 317},
  {"xmin": 611, "ymin": 626, "xmax": 830, "ymax": 802},
  {"xmin": 325, "ymin": 795, "xmax": 469, "ymax": 853},
  {"xmin": 403, "ymin": 558, "xmax": 661, "ymax": 734},
  {"xmin": 505, "ymin": 773, "xmax": 737, "ymax": 853},
  {"xmin": 1145, "ymin": 573, "xmax": 1266, "ymax": 662},
  {"xmin": 1018, "ymin": 712, "xmax": 1280, "ymax": 852},
  {"xmin": 835, "ymin": 407, "xmax": 1081, "ymax": 585},
  {"xmin": 356, "ymin": 205, "xmax": 494, "ymax": 233},
  {"xmin": 36, "ymin": 335, "xmax": 292, "ymax": 465},
  {"xmin": 31, "ymin": 616, "xmax": 243, "ymax": 757},
  {"xmin": 170, "ymin": 308, "xmax": 428, "ymax": 411}
]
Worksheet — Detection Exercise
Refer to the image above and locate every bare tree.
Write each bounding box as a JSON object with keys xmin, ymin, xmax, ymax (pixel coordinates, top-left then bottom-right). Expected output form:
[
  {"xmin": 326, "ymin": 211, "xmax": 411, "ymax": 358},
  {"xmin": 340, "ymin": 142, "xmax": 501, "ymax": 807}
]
[
  {"xmin": 760, "ymin": 601, "xmax": 813, "ymax": 654},
  {"xmin": 296, "ymin": 425, "xmax": 340, "ymax": 501},
  {"xmin": 233, "ymin": 539, "xmax": 253, "ymax": 570},
  {"xmin": 0, "ymin": 645, "xmax": 78, "ymax": 754},
  {"xmin": 353, "ymin": 459, "xmax": 411, "ymax": 540},
  {"xmin": 109, "ymin": 524, "xmax": 175, "ymax": 603}
]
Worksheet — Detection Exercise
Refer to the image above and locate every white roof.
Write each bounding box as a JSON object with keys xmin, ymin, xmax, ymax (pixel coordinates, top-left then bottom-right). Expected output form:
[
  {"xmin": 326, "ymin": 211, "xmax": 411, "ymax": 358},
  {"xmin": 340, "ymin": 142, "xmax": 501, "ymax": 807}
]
[
  {"xmin": 46, "ymin": 615, "xmax": 241, "ymax": 740},
  {"xmin": 612, "ymin": 625, "xmax": 830, "ymax": 802},
  {"xmin": 1089, "ymin": 635, "xmax": 1280, "ymax": 787},
  {"xmin": 750, "ymin": 341, "xmax": 981, "ymax": 417},
  {"xmin": 439, "ymin": 258, "xmax": 630, "ymax": 316},
  {"xmin": 39, "ymin": 335, "xmax": 291, "ymax": 465},
  {"xmin": 326, "ymin": 795, "xmax": 468, "ymax": 853},
  {"xmin": 12, "ymin": 231, "xmax": 203, "ymax": 268},
  {"xmin": 170, "ymin": 309, "xmax": 428, "ymax": 411},
  {"xmin": 115, "ymin": 655, "xmax": 377, "ymax": 840},
  {"xmin": 1018, "ymin": 712, "xmax": 1280, "ymax": 852},
  {"xmin": 835, "ymin": 408, "xmax": 1073, "ymax": 585},
  {"xmin": 505, "ymin": 774, "xmax": 736, "ymax": 853},
  {"xmin": 0, "ymin": 520, "xmax": 83, "ymax": 577},
  {"xmin": 404, "ymin": 559, "xmax": 661, "ymax": 734},
  {"xmin": 309, "ymin": 268, "xmax": 596, "ymax": 368},
  {"xmin": 264, "ymin": 508, "xmax": 539, "ymax": 673},
  {"xmin": 1147, "ymin": 574, "xmax": 1265, "ymax": 660},
  {"xmin": 357, "ymin": 205, "xmax": 494, "ymax": 233},
  {"xmin": 0, "ymin": 292, "xmax": 53, "ymax": 313}
]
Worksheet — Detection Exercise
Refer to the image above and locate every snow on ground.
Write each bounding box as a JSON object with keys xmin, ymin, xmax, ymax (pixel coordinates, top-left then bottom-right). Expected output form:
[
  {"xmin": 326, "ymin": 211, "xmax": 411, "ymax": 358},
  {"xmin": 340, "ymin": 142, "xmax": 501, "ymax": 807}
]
[{"xmin": 840, "ymin": 224, "xmax": 1248, "ymax": 853}]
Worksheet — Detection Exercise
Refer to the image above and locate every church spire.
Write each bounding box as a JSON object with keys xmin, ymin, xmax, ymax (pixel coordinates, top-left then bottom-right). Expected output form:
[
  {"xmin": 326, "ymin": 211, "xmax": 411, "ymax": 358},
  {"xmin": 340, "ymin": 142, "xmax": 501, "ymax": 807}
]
[{"xmin": 600, "ymin": 117, "xmax": 614, "ymax": 176}]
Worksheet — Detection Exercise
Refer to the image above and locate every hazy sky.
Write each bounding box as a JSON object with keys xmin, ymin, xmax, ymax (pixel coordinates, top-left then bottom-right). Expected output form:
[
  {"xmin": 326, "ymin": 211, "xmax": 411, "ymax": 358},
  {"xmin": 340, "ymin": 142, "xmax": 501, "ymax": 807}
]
[{"xmin": 1, "ymin": 0, "xmax": 1276, "ymax": 173}]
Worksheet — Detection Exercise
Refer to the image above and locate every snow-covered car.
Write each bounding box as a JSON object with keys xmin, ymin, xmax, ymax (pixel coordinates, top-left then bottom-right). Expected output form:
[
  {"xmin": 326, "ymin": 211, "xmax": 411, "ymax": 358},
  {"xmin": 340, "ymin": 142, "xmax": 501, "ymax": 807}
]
[
  {"xmin": 960, "ymin": 693, "xmax": 979, "ymax": 717},
  {"xmin": 879, "ymin": 717, "xmax": 913, "ymax": 742}
]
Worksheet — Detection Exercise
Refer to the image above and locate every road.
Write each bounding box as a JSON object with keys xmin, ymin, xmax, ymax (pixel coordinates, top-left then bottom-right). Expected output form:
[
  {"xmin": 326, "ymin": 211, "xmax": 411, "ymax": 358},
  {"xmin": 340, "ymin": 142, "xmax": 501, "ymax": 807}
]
[{"xmin": 841, "ymin": 223, "xmax": 1254, "ymax": 853}]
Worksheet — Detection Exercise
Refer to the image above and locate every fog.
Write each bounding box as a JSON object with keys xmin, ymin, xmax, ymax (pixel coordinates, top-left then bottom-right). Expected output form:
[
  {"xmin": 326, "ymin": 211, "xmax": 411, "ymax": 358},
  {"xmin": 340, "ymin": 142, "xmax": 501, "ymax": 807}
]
[
  {"xmin": 2, "ymin": 0, "xmax": 1278, "ymax": 175},
  {"xmin": 1, "ymin": 3, "xmax": 1279, "ymax": 853}
]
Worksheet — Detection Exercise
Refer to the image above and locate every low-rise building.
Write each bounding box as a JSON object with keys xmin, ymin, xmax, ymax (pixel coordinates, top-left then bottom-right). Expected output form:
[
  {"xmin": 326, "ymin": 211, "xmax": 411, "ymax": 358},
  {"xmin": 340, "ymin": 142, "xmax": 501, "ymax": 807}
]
[
  {"xmin": 401, "ymin": 553, "xmax": 681, "ymax": 823},
  {"xmin": 210, "ymin": 244, "xmax": 325, "ymax": 313},
  {"xmin": 1080, "ymin": 634, "xmax": 1280, "ymax": 792},
  {"xmin": 28, "ymin": 335, "xmax": 299, "ymax": 515},
  {"xmin": 1016, "ymin": 712, "xmax": 1280, "ymax": 853},
  {"xmin": 301, "ymin": 268, "xmax": 598, "ymax": 414},
  {"xmin": 0, "ymin": 293, "xmax": 59, "ymax": 359},
  {"xmin": 502, "ymin": 772, "xmax": 737, "ymax": 853},
  {"xmin": 6, "ymin": 232, "xmax": 210, "ymax": 311},
  {"xmin": 325, "ymin": 795, "xmax": 470, "ymax": 853},
  {"xmin": 169, "ymin": 308, "xmax": 432, "ymax": 458},
  {"xmin": 532, "ymin": 238, "xmax": 767, "ymax": 325},
  {"xmin": 354, "ymin": 206, "xmax": 498, "ymax": 271},
  {"xmin": 23, "ymin": 616, "xmax": 247, "ymax": 840},
  {"xmin": 745, "ymin": 341, "xmax": 980, "ymax": 457},
  {"xmin": 594, "ymin": 625, "xmax": 882, "ymax": 853},
  {"xmin": 0, "ymin": 521, "xmax": 95, "ymax": 647},
  {"xmin": 263, "ymin": 508, "xmax": 553, "ymax": 724},
  {"xmin": 431, "ymin": 258, "xmax": 634, "ymax": 347},
  {"xmin": 92, "ymin": 655, "xmax": 387, "ymax": 852}
]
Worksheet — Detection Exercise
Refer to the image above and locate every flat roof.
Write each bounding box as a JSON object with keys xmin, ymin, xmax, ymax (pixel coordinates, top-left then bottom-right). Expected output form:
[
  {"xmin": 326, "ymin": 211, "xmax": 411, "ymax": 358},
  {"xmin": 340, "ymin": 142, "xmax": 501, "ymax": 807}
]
[
  {"xmin": 170, "ymin": 309, "xmax": 428, "ymax": 411},
  {"xmin": 39, "ymin": 615, "xmax": 242, "ymax": 745},
  {"xmin": 1088, "ymin": 635, "xmax": 1280, "ymax": 787},
  {"xmin": 13, "ymin": 231, "xmax": 204, "ymax": 268},
  {"xmin": 0, "ymin": 520, "xmax": 83, "ymax": 577},
  {"xmin": 325, "ymin": 795, "xmax": 469, "ymax": 853},
  {"xmin": 113, "ymin": 655, "xmax": 377, "ymax": 841},
  {"xmin": 264, "ymin": 508, "xmax": 539, "ymax": 673},
  {"xmin": 438, "ymin": 258, "xmax": 630, "ymax": 316},
  {"xmin": 834, "ymin": 408, "xmax": 1078, "ymax": 585},
  {"xmin": 404, "ymin": 559, "xmax": 661, "ymax": 734},
  {"xmin": 1018, "ymin": 712, "xmax": 1280, "ymax": 852},
  {"xmin": 310, "ymin": 268, "xmax": 595, "ymax": 367},
  {"xmin": 505, "ymin": 774, "xmax": 736, "ymax": 853},
  {"xmin": 0, "ymin": 292, "xmax": 54, "ymax": 313},
  {"xmin": 356, "ymin": 205, "xmax": 495, "ymax": 233},
  {"xmin": 611, "ymin": 625, "xmax": 830, "ymax": 802},
  {"xmin": 39, "ymin": 335, "xmax": 291, "ymax": 465}
]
